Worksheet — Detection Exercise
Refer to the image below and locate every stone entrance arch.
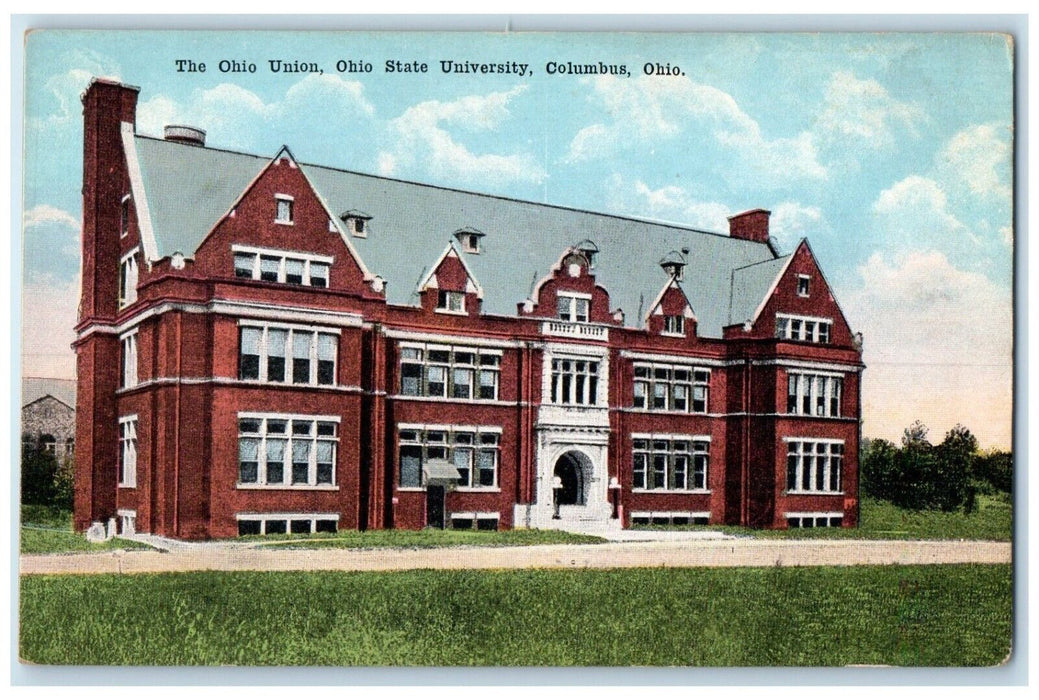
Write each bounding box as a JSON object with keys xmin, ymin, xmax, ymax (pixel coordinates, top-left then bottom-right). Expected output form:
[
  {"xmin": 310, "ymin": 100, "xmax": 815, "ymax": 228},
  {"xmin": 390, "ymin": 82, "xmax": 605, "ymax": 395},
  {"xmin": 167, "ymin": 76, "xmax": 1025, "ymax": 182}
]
[{"xmin": 553, "ymin": 451, "xmax": 592, "ymax": 506}]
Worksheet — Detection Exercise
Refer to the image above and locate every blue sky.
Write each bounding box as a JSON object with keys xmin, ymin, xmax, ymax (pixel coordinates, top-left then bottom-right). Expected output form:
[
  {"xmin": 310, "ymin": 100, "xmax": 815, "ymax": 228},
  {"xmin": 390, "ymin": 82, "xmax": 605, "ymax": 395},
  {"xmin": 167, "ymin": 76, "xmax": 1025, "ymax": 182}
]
[{"xmin": 21, "ymin": 30, "xmax": 1014, "ymax": 447}]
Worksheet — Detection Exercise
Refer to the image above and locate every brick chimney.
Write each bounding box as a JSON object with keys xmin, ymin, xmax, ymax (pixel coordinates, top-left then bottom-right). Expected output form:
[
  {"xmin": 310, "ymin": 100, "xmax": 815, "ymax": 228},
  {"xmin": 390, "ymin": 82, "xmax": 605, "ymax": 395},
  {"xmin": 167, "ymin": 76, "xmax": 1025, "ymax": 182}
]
[
  {"xmin": 80, "ymin": 78, "xmax": 140, "ymax": 323},
  {"xmin": 728, "ymin": 209, "xmax": 771, "ymax": 244}
]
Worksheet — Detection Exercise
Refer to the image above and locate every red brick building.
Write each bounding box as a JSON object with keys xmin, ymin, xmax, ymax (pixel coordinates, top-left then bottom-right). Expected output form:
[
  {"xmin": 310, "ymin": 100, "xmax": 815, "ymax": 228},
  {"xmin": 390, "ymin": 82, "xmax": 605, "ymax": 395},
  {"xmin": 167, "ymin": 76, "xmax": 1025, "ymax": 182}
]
[{"xmin": 74, "ymin": 79, "xmax": 864, "ymax": 539}]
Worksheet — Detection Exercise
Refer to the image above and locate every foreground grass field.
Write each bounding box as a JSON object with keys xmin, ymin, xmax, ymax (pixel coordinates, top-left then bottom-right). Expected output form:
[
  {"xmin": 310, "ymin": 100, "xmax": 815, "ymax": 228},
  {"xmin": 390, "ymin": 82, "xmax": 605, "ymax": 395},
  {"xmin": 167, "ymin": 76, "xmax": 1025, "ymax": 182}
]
[{"xmin": 21, "ymin": 564, "xmax": 1011, "ymax": 666}]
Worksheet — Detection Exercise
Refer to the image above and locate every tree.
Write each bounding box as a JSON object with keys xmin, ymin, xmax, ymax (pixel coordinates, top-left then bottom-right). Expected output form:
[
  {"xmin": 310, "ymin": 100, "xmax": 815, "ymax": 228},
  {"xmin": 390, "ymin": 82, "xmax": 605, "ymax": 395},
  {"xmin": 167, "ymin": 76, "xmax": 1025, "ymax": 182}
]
[
  {"xmin": 934, "ymin": 425, "xmax": 977, "ymax": 512},
  {"xmin": 860, "ymin": 438, "xmax": 899, "ymax": 501},
  {"xmin": 21, "ymin": 434, "xmax": 60, "ymax": 506},
  {"xmin": 974, "ymin": 449, "xmax": 1013, "ymax": 494}
]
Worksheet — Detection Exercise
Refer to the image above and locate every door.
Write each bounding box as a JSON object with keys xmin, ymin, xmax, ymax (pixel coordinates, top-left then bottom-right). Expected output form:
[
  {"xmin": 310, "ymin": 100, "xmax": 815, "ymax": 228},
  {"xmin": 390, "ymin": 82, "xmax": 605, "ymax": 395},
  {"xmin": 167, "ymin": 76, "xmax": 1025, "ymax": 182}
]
[{"xmin": 426, "ymin": 485, "xmax": 446, "ymax": 529}]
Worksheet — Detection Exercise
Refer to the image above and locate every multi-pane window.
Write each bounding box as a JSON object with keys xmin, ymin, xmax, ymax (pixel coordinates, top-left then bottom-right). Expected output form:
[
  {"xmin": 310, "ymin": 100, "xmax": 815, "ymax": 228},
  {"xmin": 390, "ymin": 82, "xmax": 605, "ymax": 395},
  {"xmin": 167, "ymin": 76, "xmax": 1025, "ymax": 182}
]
[
  {"xmin": 776, "ymin": 314, "xmax": 832, "ymax": 343},
  {"xmin": 399, "ymin": 344, "xmax": 501, "ymax": 400},
  {"xmin": 557, "ymin": 293, "xmax": 590, "ymax": 322},
  {"xmin": 239, "ymin": 324, "xmax": 337, "ymax": 386},
  {"xmin": 233, "ymin": 247, "xmax": 331, "ymax": 288},
  {"xmin": 633, "ymin": 363, "xmax": 709, "ymax": 413},
  {"xmin": 550, "ymin": 358, "xmax": 599, "ymax": 405},
  {"xmin": 437, "ymin": 290, "xmax": 465, "ymax": 313},
  {"xmin": 632, "ymin": 437, "xmax": 709, "ymax": 491},
  {"xmin": 119, "ymin": 250, "xmax": 139, "ymax": 308},
  {"xmin": 275, "ymin": 195, "xmax": 293, "ymax": 224},
  {"xmin": 238, "ymin": 415, "xmax": 338, "ymax": 487},
  {"xmin": 118, "ymin": 417, "xmax": 138, "ymax": 487},
  {"xmin": 121, "ymin": 332, "xmax": 138, "ymax": 388},
  {"xmin": 237, "ymin": 514, "xmax": 339, "ymax": 536},
  {"xmin": 786, "ymin": 440, "xmax": 844, "ymax": 493},
  {"xmin": 398, "ymin": 426, "xmax": 500, "ymax": 489},
  {"xmin": 787, "ymin": 513, "xmax": 843, "ymax": 528},
  {"xmin": 663, "ymin": 315, "xmax": 685, "ymax": 335},
  {"xmin": 786, "ymin": 373, "xmax": 843, "ymax": 417}
]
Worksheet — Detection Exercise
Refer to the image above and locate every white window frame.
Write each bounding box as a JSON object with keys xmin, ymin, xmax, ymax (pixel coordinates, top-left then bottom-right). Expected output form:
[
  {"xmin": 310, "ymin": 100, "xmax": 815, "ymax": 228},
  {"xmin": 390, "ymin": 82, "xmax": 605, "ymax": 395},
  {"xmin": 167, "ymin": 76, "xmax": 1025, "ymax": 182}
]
[
  {"xmin": 398, "ymin": 343, "xmax": 501, "ymax": 401},
  {"xmin": 436, "ymin": 290, "xmax": 466, "ymax": 314},
  {"xmin": 662, "ymin": 315, "xmax": 685, "ymax": 336},
  {"xmin": 550, "ymin": 356, "xmax": 600, "ymax": 406},
  {"xmin": 118, "ymin": 415, "xmax": 138, "ymax": 488},
  {"xmin": 784, "ymin": 438, "xmax": 845, "ymax": 494},
  {"xmin": 237, "ymin": 413, "xmax": 340, "ymax": 489},
  {"xmin": 238, "ymin": 321, "xmax": 339, "ymax": 387},
  {"xmin": 557, "ymin": 292, "xmax": 591, "ymax": 323},
  {"xmin": 119, "ymin": 248, "xmax": 140, "ymax": 309},
  {"xmin": 630, "ymin": 511, "xmax": 710, "ymax": 526},
  {"xmin": 274, "ymin": 194, "xmax": 294, "ymax": 225},
  {"xmin": 786, "ymin": 512, "xmax": 844, "ymax": 528},
  {"xmin": 121, "ymin": 330, "xmax": 139, "ymax": 389},
  {"xmin": 633, "ymin": 363, "xmax": 710, "ymax": 414},
  {"xmin": 236, "ymin": 512, "xmax": 340, "ymax": 536},
  {"xmin": 448, "ymin": 511, "xmax": 500, "ymax": 529},
  {"xmin": 797, "ymin": 274, "xmax": 811, "ymax": 297},
  {"xmin": 232, "ymin": 245, "xmax": 333, "ymax": 288},
  {"xmin": 398, "ymin": 424, "xmax": 502, "ymax": 490},
  {"xmin": 632, "ymin": 434, "xmax": 711, "ymax": 493},
  {"xmin": 786, "ymin": 371, "xmax": 843, "ymax": 418},
  {"xmin": 775, "ymin": 313, "xmax": 833, "ymax": 344}
]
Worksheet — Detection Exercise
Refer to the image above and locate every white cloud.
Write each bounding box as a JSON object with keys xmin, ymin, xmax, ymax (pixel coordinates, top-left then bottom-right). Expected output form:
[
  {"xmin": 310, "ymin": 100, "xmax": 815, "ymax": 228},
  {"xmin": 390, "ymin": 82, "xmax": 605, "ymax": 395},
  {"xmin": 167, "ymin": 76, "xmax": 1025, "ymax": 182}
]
[
  {"xmin": 22, "ymin": 204, "xmax": 81, "ymax": 264},
  {"xmin": 380, "ymin": 86, "xmax": 546, "ymax": 188},
  {"xmin": 605, "ymin": 176, "xmax": 826, "ymax": 250},
  {"xmin": 137, "ymin": 75, "xmax": 375, "ymax": 148},
  {"xmin": 814, "ymin": 70, "xmax": 924, "ymax": 149},
  {"xmin": 871, "ymin": 175, "xmax": 981, "ymax": 261},
  {"xmin": 769, "ymin": 202, "xmax": 826, "ymax": 251},
  {"xmin": 604, "ymin": 175, "xmax": 731, "ymax": 231},
  {"xmin": 840, "ymin": 251, "xmax": 1012, "ymax": 448},
  {"xmin": 936, "ymin": 123, "xmax": 1012, "ymax": 200},
  {"xmin": 30, "ymin": 51, "xmax": 121, "ymax": 130},
  {"xmin": 567, "ymin": 75, "xmax": 826, "ymax": 182},
  {"xmin": 21, "ymin": 273, "xmax": 81, "ymax": 380},
  {"xmin": 24, "ymin": 204, "xmax": 79, "ymax": 230}
]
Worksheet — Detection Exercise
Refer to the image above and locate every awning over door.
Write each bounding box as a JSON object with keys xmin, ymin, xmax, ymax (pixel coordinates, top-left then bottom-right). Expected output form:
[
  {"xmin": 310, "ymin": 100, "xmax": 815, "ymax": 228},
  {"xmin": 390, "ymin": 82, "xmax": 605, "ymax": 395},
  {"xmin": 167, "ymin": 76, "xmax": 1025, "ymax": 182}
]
[{"xmin": 423, "ymin": 459, "xmax": 461, "ymax": 484}]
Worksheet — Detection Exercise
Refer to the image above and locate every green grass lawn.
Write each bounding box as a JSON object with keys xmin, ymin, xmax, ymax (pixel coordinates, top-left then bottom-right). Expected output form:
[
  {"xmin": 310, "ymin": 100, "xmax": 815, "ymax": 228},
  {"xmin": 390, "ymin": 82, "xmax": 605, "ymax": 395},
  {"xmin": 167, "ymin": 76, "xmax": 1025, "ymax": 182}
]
[
  {"xmin": 247, "ymin": 528, "xmax": 606, "ymax": 549},
  {"xmin": 20, "ymin": 564, "xmax": 1011, "ymax": 666},
  {"xmin": 20, "ymin": 506, "xmax": 152, "ymax": 555}
]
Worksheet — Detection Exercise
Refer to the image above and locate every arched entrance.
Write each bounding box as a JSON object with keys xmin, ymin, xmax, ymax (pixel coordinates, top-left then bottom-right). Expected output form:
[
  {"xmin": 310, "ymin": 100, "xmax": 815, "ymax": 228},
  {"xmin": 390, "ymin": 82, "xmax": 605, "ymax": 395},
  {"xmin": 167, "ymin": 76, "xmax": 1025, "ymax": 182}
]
[{"xmin": 554, "ymin": 451, "xmax": 589, "ymax": 506}]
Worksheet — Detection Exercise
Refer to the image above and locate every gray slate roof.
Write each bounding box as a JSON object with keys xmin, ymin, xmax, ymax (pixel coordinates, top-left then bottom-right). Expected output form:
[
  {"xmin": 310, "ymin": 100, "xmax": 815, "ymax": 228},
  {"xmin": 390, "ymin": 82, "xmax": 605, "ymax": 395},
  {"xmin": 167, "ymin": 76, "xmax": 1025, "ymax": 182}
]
[
  {"xmin": 728, "ymin": 256, "xmax": 791, "ymax": 327},
  {"xmin": 133, "ymin": 135, "xmax": 781, "ymax": 338},
  {"xmin": 22, "ymin": 377, "xmax": 76, "ymax": 409}
]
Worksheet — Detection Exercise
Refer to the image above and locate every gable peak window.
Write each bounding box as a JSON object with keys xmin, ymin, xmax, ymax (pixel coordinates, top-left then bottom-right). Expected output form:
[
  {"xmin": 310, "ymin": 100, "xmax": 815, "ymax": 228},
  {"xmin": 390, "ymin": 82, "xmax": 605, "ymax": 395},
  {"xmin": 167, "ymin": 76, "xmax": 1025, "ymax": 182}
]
[
  {"xmin": 797, "ymin": 274, "xmax": 811, "ymax": 297},
  {"xmin": 557, "ymin": 293, "xmax": 590, "ymax": 323},
  {"xmin": 274, "ymin": 194, "xmax": 294, "ymax": 224},
  {"xmin": 437, "ymin": 290, "xmax": 466, "ymax": 313},
  {"xmin": 663, "ymin": 315, "xmax": 685, "ymax": 335}
]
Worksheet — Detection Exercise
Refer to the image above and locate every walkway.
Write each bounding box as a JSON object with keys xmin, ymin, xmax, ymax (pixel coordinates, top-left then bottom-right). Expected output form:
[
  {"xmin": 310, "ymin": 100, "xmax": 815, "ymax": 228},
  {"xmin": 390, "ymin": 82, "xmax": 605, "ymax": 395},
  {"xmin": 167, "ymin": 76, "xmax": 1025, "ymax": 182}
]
[{"xmin": 21, "ymin": 538, "xmax": 1011, "ymax": 576}]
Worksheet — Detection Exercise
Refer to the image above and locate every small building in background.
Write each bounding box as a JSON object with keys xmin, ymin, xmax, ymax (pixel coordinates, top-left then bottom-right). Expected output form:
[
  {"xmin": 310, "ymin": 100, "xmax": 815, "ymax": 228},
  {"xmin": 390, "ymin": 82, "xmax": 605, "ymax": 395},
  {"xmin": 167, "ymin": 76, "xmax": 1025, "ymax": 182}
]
[{"xmin": 22, "ymin": 377, "xmax": 77, "ymax": 462}]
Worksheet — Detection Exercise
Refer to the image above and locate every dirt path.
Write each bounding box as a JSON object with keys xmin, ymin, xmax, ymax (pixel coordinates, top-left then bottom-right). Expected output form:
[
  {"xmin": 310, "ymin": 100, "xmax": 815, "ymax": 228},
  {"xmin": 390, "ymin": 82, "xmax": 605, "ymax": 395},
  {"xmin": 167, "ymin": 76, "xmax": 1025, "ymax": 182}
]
[{"xmin": 20, "ymin": 539, "xmax": 1011, "ymax": 575}]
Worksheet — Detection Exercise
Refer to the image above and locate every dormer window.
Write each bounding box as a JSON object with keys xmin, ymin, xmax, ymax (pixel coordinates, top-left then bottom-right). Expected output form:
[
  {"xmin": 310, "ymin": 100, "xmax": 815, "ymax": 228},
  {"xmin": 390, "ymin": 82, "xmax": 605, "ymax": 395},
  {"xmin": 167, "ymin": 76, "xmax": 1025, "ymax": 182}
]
[
  {"xmin": 663, "ymin": 315, "xmax": 685, "ymax": 335},
  {"xmin": 659, "ymin": 250, "xmax": 687, "ymax": 281},
  {"xmin": 437, "ymin": 290, "xmax": 465, "ymax": 313},
  {"xmin": 275, "ymin": 194, "xmax": 294, "ymax": 225},
  {"xmin": 454, "ymin": 227, "xmax": 485, "ymax": 254},
  {"xmin": 340, "ymin": 210, "xmax": 372, "ymax": 238},
  {"xmin": 557, "ymin": 293, "xmax": 590, "ymax": 323},
  {"xmin": 797, "ymin": 275, "xmax": 811, "ymax": 297}
]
